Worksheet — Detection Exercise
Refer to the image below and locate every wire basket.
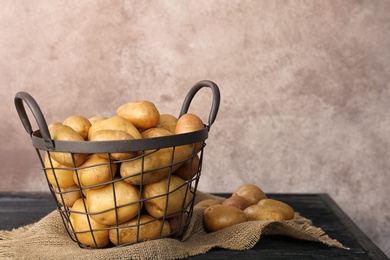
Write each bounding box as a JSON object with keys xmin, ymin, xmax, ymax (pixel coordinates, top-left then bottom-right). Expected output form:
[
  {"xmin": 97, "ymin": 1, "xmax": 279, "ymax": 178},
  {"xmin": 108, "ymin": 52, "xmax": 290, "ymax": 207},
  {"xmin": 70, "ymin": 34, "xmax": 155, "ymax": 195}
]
[{"xmin": 14, "ymin": 80, "xmax": 220, "ymax": 249}]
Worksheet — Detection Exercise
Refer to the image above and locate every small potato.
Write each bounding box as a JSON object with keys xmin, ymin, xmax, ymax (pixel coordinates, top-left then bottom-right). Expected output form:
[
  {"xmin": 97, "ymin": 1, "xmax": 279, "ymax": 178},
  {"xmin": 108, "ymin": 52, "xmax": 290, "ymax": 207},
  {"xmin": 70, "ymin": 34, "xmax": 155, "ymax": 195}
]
[
  {"xmin": 86, "ymin": 180, "xmax": 142, "ymax": 226},
  {"xmin": 116, "ymin": 101, "xmax": 160, "ymax": 130},
  {"xmin": 62, "ymin": 115, "xmax": 92, "ymax": 140},
  {"xmin": 167, "ymin": 212, "xmax": 188, "ymax": 238},
  {"xmin": 109, "ymin": 214, "xmax": 164, "ymax": 245},
  {"xmin": 194, "ymin": 199, "xmax": 222, "ymax": 208},
  {"xmin": 175, "ymin": 113, "xmax": 205, "ymax": 153},
  {"xmin": 88, "ymin": 116, "xmax": 142, "ymax": 140},
  {"xmin": 90, "ymin": 129, "xmax": 137, "ymax": 160},
  {"xmin": 142, "ymin": 175, "xmax": 192, "ymax": 218},
  {"xmin": 223, "ymin": 195, "xmax": 251, "ymax": 210},
  {"xmin": 203, "ymin": 204, "xmax": 246, "ymax": 232},
  {"xmin": 44, "ymin": 154, "xmax": 75, "ymax": 188},
  {"xmin": 141, "ymin": 127, "xmax": 173, "ymax": 138},
  {"xmin": 88, "ymin": 116, "xmax": 107, "ymax": 125},
  {"xmin": 49, "ymin": 124, "xmax": 88, "ymax": 167},
  {"xmin": 232, "ymin": 184, "xmax": 267, "ymax": 205},
  {"xmin": 258, "ymin": 199, "xmax": 295, "ymax": 220},
  {"xmin": 174, "ymin": 155, "xmax": 200, "ymax": 180},
  {"xmin": 73, "ymin": 154, "xmax": 117, "ymax": 189},
  {"xmin": 69, "ymin": 198, "xmax": 110, "ymax": 248},
  {"xmin": 54, "ymin": 184, "xmax": 81, "ymax": 207},
  {"xmin": 156, "ymin": 114, "xmax": 178, "ymax": 133}
]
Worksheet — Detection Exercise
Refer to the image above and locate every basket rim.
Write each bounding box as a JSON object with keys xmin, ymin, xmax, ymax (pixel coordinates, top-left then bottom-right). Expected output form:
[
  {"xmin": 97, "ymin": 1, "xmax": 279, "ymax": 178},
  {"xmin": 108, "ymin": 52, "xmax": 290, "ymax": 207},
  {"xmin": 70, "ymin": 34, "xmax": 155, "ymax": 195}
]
[{"xmin": 31, "ymin": 127, "xmax": 208, "ymax": 153}]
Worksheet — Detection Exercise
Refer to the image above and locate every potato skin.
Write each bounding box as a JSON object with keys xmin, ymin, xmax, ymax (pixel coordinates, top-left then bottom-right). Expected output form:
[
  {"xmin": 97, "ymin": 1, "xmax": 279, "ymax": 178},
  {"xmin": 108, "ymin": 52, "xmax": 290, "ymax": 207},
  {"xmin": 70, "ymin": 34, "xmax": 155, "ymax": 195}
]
[
  {"xmin": 109, "ymin": 214, "xmax": 164, "ymax": 245},
  {"xmin": 232, "ymin": 184, "xmax": 267, "ymax": 205},
  {"xmin": 194, "ymin": 199, "xmax": 222, "ymax": 209},
  {"xmin": 203, "ymin": 204, "xmax": 246, "ymax": 232},
  {"xmin": 116, "ymin": 101, "xmax": 160, "ymax": 130},
  {"xmin": 86, "ymin": 180, "xmax": 142, "ymax": 226},
  {"xmin": 222, "ymin": 195, "xmax": 251, "ymax": 210},
  {"xmin": 244, "ymin": 199, "xmax": 295, "ymax": 221},
  {"xmin": 69, "ymin": 198, "xmax": 110, "ymax": 248},
  {"xmin": 88, "ymin": 116, "xmax": 142, "ymax": 140},
  {"xmin": 62, "ymin": 115, "xmax": 92, "ymax": 140},
  {"xmin": 44, "ymin": 154, "xmax": 76, "ymax": 188},
  {"xmin": 156, "ymin": 114, "xmax": 178, "ymax": 133},
  {"xmin": 173, "ymin": 155, "xmax": 200, "ymax": 180}
]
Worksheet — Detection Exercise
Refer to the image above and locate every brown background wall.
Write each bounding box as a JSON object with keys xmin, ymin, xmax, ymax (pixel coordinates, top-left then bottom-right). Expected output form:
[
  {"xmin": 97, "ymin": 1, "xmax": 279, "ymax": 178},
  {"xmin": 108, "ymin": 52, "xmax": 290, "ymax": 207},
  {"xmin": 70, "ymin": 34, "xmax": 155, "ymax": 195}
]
[{"xmin": 1, "ymin": 1, "xmax": 389, "ymax": 257}]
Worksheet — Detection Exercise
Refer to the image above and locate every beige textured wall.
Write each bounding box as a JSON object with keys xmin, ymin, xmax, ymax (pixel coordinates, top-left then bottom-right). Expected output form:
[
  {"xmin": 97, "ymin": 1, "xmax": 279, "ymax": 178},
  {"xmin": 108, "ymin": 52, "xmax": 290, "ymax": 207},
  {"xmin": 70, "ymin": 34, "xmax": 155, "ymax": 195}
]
[{"xmin": 1, "ymin": 0, "xmax": 389, "ymax": 256}]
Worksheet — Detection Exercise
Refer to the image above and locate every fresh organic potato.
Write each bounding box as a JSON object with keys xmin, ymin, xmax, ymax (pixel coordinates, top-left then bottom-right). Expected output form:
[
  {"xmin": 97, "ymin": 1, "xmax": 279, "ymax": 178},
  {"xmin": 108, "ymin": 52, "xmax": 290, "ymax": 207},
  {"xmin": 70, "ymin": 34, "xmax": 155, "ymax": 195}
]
[
  {"xmin": 62, "ymin": 115, "xmax": 92, "ymax": 140},
  {"xmin": 44, "ymin": 154, "xmax": 76, "ymax": 188},
  {"xmin": 141, "ymin": 127, "xmax": 173, "ymax": 138},
  {"xmin": 156, "ymin": 114, "xmax": 178, "ymax": 133},
  {"xmin": 48, "ymin": 124, "xmax": 88, "ymax": 167},
  {"xmin": 142, "ymin": 175, "xmax": 192, "ymax": 218},
  {"xmin": 109, "ymin": 214, "xmax": 164, "ymax": 245},
  {"xmin": 86, "ymin": 180, "xmax": 142, "ymax": 226},
  {"xmin": 258, "ymin": 199, "xmax": 294, "ymax": 220},
  {"xmin": 87, "ymin": 116, "xmax": 142, "ymax": 141},
  {"xmin": 175, "ymin": 113, "xmax": 205, "ymax": 152},
  {"xmin": 222, "ymin": 195, "xmax": 251, "ymax": 210},
  {"xmin": 90, "ymin": 129, "xmax": 137, "ymax": 160},
  {"xmin": 54, "ymin": 184, "xmax": 81, "ymax": 207},
  {"xmin": 244, "ymin": 199, "xmax": 294, "ymax": 221},
  {"xmin": 194, "ymin": 199, "xmax": 222, "ymax": 208},
  {"xmin": 120, "ymin": 144, "xmax": 194, "ymax": 185},
  {"xmin": 73, "ymin": 154, "xmax": 117, "ymax": 189},
  {"xmin": 232, "ymin": 184, "xmax": 267, "ymax": 205},
  {"xmin": 88, "ymin": 116, "xmax": 107, "ymax": 125},
  {"xmin": 116, "ymin": 101, "xmax": 160, "ymax": 130},
  {"xmin": 203, "ymin": 204, "xmax": 246, "ymax": 232},
  {"xmin": 173, "ymin": 155, "xmax": 200, "ymax": 180},
  {"xmin": 69, "ymin": 198, "xmax": 110, "ymax": 248}
]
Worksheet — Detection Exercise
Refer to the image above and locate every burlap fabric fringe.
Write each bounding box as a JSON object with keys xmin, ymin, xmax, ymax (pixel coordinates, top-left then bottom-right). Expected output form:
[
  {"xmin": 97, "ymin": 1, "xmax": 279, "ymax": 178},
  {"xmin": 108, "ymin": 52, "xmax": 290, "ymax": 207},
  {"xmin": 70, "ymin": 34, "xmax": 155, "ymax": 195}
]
[{"xmin": 0, "ymin": 191, "xmax": 347, "ymax": 259}]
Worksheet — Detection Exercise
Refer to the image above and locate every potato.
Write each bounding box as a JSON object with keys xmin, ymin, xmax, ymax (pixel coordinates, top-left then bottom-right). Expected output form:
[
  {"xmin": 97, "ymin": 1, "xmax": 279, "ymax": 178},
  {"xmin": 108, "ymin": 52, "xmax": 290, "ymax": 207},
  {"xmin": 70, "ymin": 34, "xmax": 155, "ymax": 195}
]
[
  {"xmin": 116, "ymin": 101, "xmax": 160, "ymax": 130},
  {"xmin": 62, "ymin": 115, "xmax": 92, "ymax": 140},
  {"xmin": 156, "ymin": 114, "xmax": 178, "ymax": 133},
  {"xmin": 167, "ymin": 212, "xmax": 188, "ymax": 238},
  {"xmin": 109, "ymin": 214, "xmax": 164, "ymax": 245},
  {"xmin": 73, "ymin": 154, "xmax": 117, "ymax": 189},
  {"xmin": 48, "ymin": 124, "xmax": 88, "ymax": 167},
  {"xmin": 173, "ymin": 155, "xmax": 200, "ymax": 180},
  {"xmin": 54, "ymin": 184, "xmax": 81, "ymax": 207},
  {"xmin": 232, "ymin": 184, "xmax": 267, "ymax": 205},
  {"xmin": 69, "ymin": 198, "xmax": 110, "ymax": 248},
  {"xmin": 90, "ymin": 129, "xmax": 137, "ymax": 160},
  {"xmin": 194, "ymin": 199, "xmax": 222, "ymax": 208},
  {"xmin": 87, "ymin": 116, "xmax": 142, "ymax": 141},
  {"xmin": 88, "ymin": 116, "xmax": 107, "ymax": 125},
  {"xmin": 175, "ymin": 113, "xmax": 205, "ymax": 152},
  {"xmin": 120, "ymin": 143, "xmax": 194, "ymax": 185},
  {"xmin": 44, "ymin": 154, "xmax": 76, "ymax": 188},
  {"xmin": 203, "ymin": 205, "xmax": 246, "ymax": 232},
  {"xmin": 258, "ymin": 199, "xmax": 294, "ymax": 220},
  {"xmin": 244, "ymin": 199, "xmax": 294, "ymax": 221},
  {"xmin": 222, "ymin": 195, "xmax": 251, "ymax": 210},
  {"xmin": 141, "ymin": 127, "xmax": 173, "ymax": 138},
  {"xmin": 86, "ymin": 180, "xmax": 142, "ymax": 225},
  {"xmin": 142, "ymin": 175, "xmax": 192, "ymax": 218}
]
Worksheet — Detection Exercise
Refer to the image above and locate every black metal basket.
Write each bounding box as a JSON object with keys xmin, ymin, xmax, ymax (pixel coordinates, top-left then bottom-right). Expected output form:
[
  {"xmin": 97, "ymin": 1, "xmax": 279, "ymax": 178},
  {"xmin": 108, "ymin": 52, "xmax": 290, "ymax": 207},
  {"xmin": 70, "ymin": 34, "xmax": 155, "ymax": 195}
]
[{"xmin": 14, "ymin": 80, "xmax": 220, "ymax": 249}]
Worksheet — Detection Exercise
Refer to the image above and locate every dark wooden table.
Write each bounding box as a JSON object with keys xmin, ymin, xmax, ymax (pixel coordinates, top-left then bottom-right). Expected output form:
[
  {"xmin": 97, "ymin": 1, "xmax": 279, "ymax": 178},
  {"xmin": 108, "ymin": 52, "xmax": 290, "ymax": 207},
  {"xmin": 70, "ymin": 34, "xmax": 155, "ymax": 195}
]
[{"xmin": 0, "ymin": 192, "xmax": 388, "ymax": 259}]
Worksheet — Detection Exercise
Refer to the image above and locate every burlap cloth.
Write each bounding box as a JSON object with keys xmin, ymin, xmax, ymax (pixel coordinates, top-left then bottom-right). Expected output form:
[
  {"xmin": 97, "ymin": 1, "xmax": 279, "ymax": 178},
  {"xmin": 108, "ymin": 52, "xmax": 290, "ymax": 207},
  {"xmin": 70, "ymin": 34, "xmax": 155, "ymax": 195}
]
[{"xmin": 0, "ymin": 191, "xmax": 347, "ymax": 259}]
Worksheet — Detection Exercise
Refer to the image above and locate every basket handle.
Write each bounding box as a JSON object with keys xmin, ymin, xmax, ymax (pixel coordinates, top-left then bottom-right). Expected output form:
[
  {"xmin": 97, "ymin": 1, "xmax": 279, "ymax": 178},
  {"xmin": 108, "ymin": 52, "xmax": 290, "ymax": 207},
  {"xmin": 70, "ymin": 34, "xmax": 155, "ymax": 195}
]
[
  {"xmin": 179, "ymin": 80, "xmax": 220, "ymax": 131},
  {"xmin": 14, "ymin": 91, "xmax": 54, "ymax": 150}
]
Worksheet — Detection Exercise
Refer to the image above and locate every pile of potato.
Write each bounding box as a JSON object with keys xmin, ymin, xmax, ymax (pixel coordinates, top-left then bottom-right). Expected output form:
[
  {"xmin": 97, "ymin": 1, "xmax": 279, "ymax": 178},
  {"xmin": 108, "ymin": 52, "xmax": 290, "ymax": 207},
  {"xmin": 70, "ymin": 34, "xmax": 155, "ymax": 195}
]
[
  {"xmin": 45, "ymin": 100, "xmax": 204, "ymax": 248},
  {"xmin": 195, "ymin": 184, "xmax": 295, "ymax": 233}
]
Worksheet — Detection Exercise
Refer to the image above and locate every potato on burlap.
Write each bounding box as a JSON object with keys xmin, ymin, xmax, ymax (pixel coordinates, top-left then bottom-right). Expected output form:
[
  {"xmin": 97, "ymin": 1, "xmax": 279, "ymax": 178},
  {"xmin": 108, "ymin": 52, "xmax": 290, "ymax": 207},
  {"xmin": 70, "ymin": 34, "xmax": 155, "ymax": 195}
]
[
  {"xmin": 86, "ymin": 180, "xmax": 142, "ymax": 226},
  {"xmin": 203, "ymin": 204, "xmax": 246, "ymax": 232},
  {"xmin": 142, "ymin": 175, "xmax": 192, "ymax": 218},
  {"xmin": 194, "ymin": 199, "xmax": 222, "ymax": 208},
  {"xmin": 232, "ymin": 184, "xmax": 267, "ymax": 205},
  {"xmin": 244, "ymin": 199, "xmax": 295, "ymax": 221},
  {"xmin": 109, "ymin": 214, "xmax": 165, "ymax": 245},
  {"xmin": 69, "ymin": 198, "xmax": 110, "ymax": 248},
  {"xmin": 116, "ymin": 100, "xmax": 160, "ymax": 130}
]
